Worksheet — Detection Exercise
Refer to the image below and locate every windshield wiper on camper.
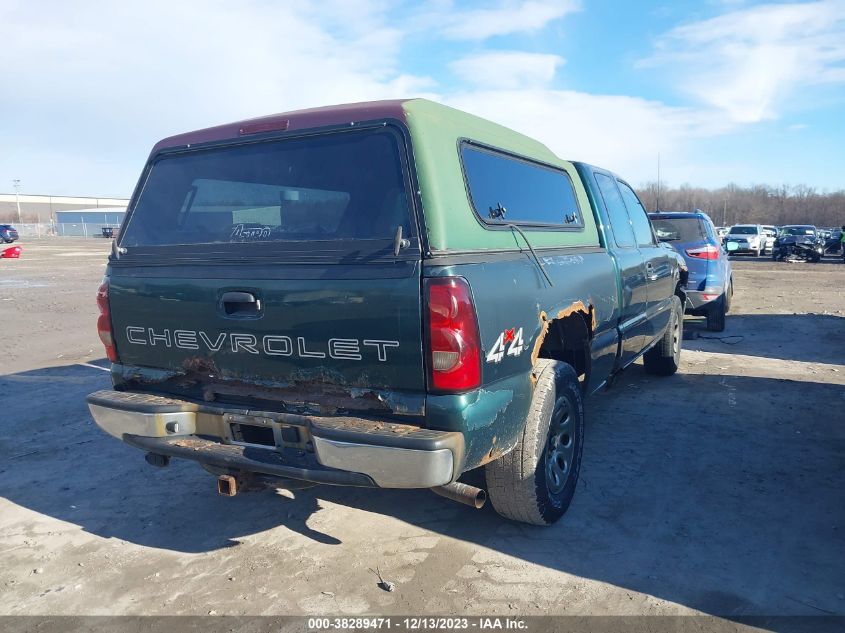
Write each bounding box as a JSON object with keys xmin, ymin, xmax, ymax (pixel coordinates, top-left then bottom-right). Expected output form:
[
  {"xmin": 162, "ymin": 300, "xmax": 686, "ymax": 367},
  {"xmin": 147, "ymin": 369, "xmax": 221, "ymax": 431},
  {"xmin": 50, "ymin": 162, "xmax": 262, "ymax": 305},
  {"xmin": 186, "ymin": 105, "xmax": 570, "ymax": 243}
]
[
  {"xmin": 507, "ymin": 223, "xmax": 553, "ymax": 287},
  {"xmin": 487, "ymin": 203, "xmax": 552, "ymax": 287}
]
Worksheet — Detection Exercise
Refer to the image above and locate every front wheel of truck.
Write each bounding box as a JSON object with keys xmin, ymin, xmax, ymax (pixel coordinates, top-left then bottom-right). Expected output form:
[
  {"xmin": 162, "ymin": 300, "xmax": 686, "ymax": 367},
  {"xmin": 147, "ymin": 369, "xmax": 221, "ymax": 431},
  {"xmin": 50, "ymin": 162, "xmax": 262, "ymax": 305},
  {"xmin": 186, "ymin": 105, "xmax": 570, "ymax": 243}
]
[{"xmin": 485, "ymin": 360, "xmax": 584, "ymax": 526}]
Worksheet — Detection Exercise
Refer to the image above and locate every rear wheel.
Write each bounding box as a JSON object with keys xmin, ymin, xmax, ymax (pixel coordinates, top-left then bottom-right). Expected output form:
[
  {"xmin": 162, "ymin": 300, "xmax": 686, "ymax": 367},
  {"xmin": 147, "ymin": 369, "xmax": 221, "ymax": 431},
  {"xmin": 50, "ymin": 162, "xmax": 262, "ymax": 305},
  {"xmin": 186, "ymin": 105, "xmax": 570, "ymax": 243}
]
[
  {"xmin": 724, "ymin": 280, "xmax": 733, "ymax": 313},
  {"xmin": 644, "ymin": 295, "xmax": 682, "ymax": 375},
  {"xmin": 706, "ymin": 295, "xmax": 726, "ymax": 332},
  {"xmin": 485, "ymin": 360, "xmax": 584, "ymax": 526}
]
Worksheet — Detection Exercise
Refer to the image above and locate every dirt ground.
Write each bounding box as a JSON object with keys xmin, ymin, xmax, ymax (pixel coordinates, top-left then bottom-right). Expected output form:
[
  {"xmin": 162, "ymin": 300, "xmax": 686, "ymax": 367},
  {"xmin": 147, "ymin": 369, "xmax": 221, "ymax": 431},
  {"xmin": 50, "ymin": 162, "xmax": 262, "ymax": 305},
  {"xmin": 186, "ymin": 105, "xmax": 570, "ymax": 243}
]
[{"xmin": 1, "ymin": 238, "xmax": 843, "ymax": 618}]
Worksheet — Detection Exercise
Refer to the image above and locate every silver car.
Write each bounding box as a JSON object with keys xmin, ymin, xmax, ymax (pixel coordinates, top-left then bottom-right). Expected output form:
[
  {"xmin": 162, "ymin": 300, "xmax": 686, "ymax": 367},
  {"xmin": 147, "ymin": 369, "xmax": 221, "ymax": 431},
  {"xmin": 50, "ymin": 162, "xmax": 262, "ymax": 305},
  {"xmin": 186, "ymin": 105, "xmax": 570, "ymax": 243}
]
[{"xmin": 725, "ymin": 224, "xmax": 766, "ymax": 256}]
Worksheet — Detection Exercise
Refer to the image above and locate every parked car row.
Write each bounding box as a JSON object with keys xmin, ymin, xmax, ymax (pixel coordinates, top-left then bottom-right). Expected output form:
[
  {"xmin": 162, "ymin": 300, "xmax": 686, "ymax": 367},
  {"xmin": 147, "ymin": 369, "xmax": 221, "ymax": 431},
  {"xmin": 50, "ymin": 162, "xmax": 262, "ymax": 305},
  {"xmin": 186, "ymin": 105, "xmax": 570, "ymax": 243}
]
[
  {"xmin": 0, "ymin": 224, "xmax": 121, "ymax": 241},
  {"xmin": 647, "ymin": 213, "xmax": 843, "ymax": 331},
  {"xmin": 712, "ymin": 223, "xmax": 842, "ymax": 260}
]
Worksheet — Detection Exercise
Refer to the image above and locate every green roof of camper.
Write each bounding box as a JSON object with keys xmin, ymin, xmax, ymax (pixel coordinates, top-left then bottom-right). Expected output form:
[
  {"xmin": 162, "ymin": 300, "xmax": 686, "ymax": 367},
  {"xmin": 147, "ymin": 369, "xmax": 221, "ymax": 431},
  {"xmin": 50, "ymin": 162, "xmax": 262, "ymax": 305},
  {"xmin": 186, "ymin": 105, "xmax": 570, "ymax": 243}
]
[
  {"xmin": 152, "ymin": 97, "xmax": 599, "ymax": 253},
  {"xmin": 400, "ymin": 99, "xmax": 598, "ymax": 252}
]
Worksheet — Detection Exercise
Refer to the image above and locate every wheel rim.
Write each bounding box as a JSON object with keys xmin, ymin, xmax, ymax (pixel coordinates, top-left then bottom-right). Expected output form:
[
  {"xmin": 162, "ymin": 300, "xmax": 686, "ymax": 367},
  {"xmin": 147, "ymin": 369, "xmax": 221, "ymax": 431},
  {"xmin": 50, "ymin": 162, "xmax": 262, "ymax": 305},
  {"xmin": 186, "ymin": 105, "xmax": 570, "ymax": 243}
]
[
  {"xmin": 672, "ymin": 311, "xmax": 681, "ymax": 358},
  {"xmin": 545, "ymin": 396, "xmax": 574, "ymax": 495}
]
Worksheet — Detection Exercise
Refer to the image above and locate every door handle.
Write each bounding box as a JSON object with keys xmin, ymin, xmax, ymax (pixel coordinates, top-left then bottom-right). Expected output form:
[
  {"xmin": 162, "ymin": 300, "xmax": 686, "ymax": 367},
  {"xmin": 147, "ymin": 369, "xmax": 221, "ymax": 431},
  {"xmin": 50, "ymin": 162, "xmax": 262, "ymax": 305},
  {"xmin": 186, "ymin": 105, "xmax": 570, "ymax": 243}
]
[
  {"xmin": 220, "ymin": 291, "xmax": 261, "ymax": 317},
  {"xmin": 645, "ymin": 263, "xmax": 658, "ymax": 281}
]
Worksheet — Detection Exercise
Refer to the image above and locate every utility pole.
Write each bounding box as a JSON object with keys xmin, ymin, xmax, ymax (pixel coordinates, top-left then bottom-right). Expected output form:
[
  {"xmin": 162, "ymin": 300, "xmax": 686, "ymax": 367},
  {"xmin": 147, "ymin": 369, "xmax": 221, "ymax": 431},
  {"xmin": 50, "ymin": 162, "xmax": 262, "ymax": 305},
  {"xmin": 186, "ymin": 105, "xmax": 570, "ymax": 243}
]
[
  {"xmin": 656, "ymin": 153, "xmax": 661, "ymax": 212},
  {"xmin": 12, "ymin": 179, "xmax": 22, "ymax": 223},
  {"xmin": 723, "ymin": 198, "xmax": 727, "ymax": 226}
]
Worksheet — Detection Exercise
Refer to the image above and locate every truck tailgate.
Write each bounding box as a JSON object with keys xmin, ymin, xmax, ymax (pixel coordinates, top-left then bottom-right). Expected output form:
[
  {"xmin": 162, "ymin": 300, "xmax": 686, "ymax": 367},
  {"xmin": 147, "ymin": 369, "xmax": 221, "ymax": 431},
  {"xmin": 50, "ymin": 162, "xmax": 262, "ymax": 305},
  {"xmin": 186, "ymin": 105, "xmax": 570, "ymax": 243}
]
[{"xmin": 108, "ymin": 262, "xmax": 424, "ymax": 414}]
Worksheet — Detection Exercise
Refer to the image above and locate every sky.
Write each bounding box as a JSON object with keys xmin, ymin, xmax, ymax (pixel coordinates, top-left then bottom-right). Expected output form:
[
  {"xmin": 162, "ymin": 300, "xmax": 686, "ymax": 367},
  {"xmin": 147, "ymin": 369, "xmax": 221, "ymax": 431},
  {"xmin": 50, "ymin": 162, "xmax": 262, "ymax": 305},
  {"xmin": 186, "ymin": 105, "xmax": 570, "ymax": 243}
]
[{"xmin": 1, "ymin": 0, "xmax": 844, "ymax": 197}]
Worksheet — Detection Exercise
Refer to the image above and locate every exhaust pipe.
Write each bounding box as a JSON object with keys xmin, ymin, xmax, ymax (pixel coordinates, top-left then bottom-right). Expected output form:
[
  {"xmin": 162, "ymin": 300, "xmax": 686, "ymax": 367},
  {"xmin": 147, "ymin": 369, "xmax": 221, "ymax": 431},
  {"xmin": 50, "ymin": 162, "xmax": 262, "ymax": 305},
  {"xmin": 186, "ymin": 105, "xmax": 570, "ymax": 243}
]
[
  {"xmin": 431, "ymin": 482, "xmax": 487, "ymax": 509},
  {"xmin": 217, "ymin": 474, "xmax": 238, "ymax": 497}
]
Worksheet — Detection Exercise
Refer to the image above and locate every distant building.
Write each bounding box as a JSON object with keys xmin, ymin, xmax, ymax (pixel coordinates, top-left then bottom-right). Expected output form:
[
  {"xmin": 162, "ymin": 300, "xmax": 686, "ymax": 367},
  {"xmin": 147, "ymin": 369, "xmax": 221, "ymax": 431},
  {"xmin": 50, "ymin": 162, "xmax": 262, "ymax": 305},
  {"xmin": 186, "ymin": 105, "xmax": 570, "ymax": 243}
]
[
  {"xmin": 55, "ymin": 208, "xmax": 127, "ymax": 237},
  {"xmin": 0, "ymin": 193, "xmax": 129, "ymax": 224}
]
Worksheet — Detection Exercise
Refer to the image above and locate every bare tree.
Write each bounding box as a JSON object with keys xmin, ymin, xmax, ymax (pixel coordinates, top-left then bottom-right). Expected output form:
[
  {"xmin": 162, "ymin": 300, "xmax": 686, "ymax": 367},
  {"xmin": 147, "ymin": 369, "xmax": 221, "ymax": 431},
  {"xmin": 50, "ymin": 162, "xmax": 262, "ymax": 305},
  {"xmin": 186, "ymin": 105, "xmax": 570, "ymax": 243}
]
[{"xmin": 637, "ymin": 182, "xmax": 845, "ymax": 227}]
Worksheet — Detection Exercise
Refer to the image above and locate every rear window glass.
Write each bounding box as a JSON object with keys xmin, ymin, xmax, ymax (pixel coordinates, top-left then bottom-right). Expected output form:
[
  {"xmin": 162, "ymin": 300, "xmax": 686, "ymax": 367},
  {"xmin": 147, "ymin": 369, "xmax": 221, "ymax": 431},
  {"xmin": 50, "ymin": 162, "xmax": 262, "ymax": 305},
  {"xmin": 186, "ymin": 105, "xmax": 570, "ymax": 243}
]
[
  {"xmin": 460, "ymin": 144, "xmax": 582, "ymax": 228},
  {"xmin": 651, "ymin": 217, "xmax": 707, "ymax": 243},
  {"xmin": 120, "ymin": 128, "xmax": 411, "ymax": 247}
]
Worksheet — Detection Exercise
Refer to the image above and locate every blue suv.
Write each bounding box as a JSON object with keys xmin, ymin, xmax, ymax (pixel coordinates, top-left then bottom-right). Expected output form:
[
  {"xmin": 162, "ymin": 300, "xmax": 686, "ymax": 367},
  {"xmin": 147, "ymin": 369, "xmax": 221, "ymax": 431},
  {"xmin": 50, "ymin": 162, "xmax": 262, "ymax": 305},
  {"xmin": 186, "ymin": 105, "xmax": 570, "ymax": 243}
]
[
  {"xmin": 0, "ymin": 225, "xmax": 18, "ymax": 243},
  {"xmin": 649, "ymin": 211, "xmax": 733, "ymax": 331}
]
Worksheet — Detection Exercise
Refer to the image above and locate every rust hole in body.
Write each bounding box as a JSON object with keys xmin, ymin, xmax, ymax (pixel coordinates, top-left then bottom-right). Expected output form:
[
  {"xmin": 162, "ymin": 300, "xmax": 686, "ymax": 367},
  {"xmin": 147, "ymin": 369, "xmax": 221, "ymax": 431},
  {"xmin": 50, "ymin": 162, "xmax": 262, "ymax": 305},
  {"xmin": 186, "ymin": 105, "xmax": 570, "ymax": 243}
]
[{"xmin": 531, "ymin": 301, "xmax": 594, "ymax": 386}]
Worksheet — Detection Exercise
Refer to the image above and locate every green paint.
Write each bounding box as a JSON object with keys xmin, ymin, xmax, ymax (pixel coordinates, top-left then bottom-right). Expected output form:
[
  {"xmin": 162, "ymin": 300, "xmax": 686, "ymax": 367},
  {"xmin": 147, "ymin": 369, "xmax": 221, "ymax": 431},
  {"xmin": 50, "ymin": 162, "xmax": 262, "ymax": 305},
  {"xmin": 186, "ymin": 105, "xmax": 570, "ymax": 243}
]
[{"xmin": 402, "ymin": 99, "xmax": 600, "ymax": 252}]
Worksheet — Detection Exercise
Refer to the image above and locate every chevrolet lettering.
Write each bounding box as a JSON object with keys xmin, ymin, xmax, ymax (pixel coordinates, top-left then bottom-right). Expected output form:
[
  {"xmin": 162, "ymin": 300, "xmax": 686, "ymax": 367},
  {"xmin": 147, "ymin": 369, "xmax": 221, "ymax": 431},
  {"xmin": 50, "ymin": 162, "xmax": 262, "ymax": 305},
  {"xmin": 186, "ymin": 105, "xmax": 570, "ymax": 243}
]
[{"xmin": 124, "ymin": 327, "xmax": 399, "ymax": 361}]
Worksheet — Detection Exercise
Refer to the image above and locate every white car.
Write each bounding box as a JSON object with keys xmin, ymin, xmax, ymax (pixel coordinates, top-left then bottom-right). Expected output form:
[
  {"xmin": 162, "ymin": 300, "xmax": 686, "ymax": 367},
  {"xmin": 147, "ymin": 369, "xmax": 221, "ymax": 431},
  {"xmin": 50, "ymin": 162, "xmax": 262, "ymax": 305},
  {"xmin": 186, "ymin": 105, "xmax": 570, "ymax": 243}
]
[
  {"xmin": 725, "ymin": 224, "xmax": 766, "ymax": 256},
  {"xmin": 762, "ymin": 225, "xmax": 778, "ymax": 253}
]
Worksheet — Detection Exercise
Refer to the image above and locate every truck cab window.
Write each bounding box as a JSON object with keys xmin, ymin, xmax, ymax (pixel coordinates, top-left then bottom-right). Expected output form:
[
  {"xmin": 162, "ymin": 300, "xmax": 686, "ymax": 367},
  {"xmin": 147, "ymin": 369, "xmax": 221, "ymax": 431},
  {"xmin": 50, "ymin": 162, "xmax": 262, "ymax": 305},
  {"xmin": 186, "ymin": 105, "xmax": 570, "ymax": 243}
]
[
  {"xmin": 594, "ymin": 173, "xmax": 635, "ymax": 248},
  {"xmin": 617, "ymin": 181, "xmax": 655, "ymax": 246}
]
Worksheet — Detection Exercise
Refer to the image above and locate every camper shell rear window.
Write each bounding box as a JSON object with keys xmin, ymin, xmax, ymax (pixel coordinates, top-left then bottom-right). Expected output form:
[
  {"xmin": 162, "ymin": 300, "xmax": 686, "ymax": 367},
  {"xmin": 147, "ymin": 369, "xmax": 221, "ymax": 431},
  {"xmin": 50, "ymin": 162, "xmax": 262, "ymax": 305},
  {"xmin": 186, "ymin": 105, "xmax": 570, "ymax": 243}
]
[{"xmin": 120, "ymin": 127, "xmax": 413, "ymax": 250}]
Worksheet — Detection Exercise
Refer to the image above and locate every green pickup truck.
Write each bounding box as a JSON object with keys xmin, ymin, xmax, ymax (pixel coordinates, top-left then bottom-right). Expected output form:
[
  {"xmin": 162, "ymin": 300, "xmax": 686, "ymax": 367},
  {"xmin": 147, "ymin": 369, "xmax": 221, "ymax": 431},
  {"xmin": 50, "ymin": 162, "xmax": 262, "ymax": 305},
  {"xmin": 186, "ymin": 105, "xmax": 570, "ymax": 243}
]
[{"xmin": 88, "ymin": 99, "xmax": 686, "ymax": 525}]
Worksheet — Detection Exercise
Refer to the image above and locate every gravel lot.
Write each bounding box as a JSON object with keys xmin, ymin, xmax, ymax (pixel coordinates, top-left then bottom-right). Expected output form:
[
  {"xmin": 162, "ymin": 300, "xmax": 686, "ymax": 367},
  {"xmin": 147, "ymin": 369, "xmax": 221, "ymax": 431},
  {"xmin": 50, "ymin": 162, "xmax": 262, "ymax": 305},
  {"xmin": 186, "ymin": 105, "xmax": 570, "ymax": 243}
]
[{"xmin": 1, "ymin": 238, "xmax": 843, "ymax": 618}]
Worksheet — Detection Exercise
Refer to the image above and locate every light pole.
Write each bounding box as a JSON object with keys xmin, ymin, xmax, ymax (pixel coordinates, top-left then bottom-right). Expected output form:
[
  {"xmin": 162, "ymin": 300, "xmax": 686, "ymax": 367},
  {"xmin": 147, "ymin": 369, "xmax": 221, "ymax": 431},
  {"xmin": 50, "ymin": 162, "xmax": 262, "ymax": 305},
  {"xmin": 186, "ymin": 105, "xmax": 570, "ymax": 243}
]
[
  {"xmin": 12, "ymin": 179, "xmax": 21, "ymax": 223},
  {"xmin": 656, "ymin": 153, "xmax": 661, "ymax": 212}
]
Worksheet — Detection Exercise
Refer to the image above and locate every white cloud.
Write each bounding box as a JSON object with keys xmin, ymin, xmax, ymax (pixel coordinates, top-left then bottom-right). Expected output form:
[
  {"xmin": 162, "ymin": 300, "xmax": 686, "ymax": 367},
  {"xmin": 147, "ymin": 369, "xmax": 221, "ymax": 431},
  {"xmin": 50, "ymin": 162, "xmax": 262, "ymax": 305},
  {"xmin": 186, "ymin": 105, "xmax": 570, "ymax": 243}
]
[
  {"xmin": 0, "ymin": 0, "xmax": 732, "ymax": 193},
  {"xmin": 641, "ymin": 0, "xmax": 845, "ymax": 123},
  {"xmin": 435, "ymin": 0, "xmax": 580, "ymax": 40},
  {"xmin": 0, "ymin": 1, "xmax": 435, "ymax": 135},
  {"xmin": 0, "ymin": 0, "xmax": 439, "ymax": 194},
  {"xmin": 450, "ymin": 51, "xmax": 564, "ymax": 89},
  {"xmin": 446, "ymin": 90, "xmax": 734, "ymax": 185},
  {"xmin": 0, "ymin": 0, "xmax": 823, "ymax": 194}
]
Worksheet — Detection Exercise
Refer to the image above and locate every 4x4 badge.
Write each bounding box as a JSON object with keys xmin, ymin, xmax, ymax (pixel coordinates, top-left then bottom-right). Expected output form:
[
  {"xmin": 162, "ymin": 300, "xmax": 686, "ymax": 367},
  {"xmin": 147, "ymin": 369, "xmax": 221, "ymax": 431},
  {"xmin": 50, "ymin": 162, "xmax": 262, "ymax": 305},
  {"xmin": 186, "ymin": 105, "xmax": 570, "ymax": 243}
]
[{"xmin": 486, "ymin": 327, "xmax": 525, "ymax": 363}]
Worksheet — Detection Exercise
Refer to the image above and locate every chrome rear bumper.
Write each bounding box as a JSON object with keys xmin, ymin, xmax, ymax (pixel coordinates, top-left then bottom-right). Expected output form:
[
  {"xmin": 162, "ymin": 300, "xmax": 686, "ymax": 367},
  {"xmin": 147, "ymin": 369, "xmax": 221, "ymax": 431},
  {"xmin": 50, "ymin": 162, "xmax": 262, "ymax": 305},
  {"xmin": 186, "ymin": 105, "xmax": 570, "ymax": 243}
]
[{"xmin": 87, "ymin": 390, "xmax": 463, "ymax": 489}]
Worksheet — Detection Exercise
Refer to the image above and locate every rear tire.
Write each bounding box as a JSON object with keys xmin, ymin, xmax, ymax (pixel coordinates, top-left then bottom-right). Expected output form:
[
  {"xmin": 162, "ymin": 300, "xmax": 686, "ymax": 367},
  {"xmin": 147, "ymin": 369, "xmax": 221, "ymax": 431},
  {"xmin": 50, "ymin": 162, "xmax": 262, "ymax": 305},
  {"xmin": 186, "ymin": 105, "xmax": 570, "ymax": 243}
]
[
  {"xmin": 485, "ymin": 360, "xmax": 584, "ymax": 526},
  {"xmin": 706, "ymin": 295, "xmax": 727, "ymax": 332},
  {"xmin": 724, "ymin": 280, "xmax": 733, "ymax": 313},
  {"xmin": 644, "ymin": 295, "xmax": 682, "ymax": 376}
]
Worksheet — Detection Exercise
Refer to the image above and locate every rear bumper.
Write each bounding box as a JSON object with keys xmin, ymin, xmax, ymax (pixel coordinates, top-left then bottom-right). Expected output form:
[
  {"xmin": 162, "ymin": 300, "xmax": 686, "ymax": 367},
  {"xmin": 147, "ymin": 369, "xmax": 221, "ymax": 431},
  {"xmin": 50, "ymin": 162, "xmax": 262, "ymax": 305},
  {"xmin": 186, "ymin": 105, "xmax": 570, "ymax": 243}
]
[
  {"xmin": 685, "ymin": 289, "xmax": 720, "ymax": 311},
  {"xmin": 87, "ymin": 390, "xmax": 464, "ymax": 489},
  {"xmin": 123, "ymin": 434, "xmax": 377, "ymax": 486}
]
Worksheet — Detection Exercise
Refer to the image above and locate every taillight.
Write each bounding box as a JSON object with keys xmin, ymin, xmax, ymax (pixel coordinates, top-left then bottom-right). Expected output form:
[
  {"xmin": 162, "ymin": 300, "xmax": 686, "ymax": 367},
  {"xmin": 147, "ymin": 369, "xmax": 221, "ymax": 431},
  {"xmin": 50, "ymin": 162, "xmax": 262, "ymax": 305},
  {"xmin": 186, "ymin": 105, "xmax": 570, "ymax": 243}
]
[
  {"xmin": 426, "ymin": 277, "xmax": 481, "ymax": 392},
  {"xmin": 686, "ymin": 245, "xmax": 721, "ymax": 260},
  {"xmin": 96, "ymin": 278, "xmax": 118, "ymax": 362}
]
